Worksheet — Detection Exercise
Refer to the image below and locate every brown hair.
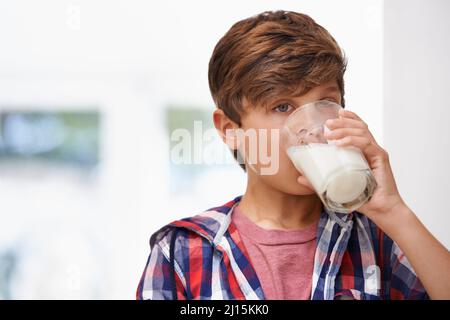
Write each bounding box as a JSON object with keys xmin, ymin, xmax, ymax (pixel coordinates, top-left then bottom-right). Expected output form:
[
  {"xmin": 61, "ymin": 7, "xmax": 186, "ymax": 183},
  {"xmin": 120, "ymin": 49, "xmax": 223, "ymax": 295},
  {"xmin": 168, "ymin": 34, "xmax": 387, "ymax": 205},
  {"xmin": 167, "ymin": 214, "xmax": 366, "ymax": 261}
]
[{"xmin": 208, "ymin": 10, "xmax": 347, "ymax": 171}]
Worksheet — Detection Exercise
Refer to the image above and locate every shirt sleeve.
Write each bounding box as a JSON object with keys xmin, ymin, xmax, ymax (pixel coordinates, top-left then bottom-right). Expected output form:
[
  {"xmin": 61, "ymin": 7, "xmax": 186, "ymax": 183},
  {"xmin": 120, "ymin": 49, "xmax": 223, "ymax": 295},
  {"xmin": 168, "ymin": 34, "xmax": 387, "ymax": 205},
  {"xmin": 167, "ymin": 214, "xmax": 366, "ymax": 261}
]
[
  {"xmin": 388, "ymin": 241, "xmax": 429, "ymax": 300},
  {"xmin": 136, "ymin": 232, "xmax": 187, "ymax": 300}
]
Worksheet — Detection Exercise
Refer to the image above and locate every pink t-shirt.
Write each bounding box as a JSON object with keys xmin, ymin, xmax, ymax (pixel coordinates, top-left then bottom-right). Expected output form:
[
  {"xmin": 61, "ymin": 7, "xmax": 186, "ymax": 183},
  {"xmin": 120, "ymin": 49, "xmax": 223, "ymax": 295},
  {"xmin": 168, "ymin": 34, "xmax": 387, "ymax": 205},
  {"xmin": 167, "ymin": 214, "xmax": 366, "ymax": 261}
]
[{"xmin": 231, "ymin": 205, "xmax": 318, "ymax": 300}]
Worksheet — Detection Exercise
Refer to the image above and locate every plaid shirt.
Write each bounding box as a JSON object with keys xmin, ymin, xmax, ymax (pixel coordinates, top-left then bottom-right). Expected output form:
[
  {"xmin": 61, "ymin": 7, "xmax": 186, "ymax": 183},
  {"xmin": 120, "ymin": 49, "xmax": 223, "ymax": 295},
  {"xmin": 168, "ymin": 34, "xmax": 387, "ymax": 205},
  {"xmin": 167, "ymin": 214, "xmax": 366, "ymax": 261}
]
[{"xmin": 137, "ymin": 196, "xmax": 429, "ymax": 300}]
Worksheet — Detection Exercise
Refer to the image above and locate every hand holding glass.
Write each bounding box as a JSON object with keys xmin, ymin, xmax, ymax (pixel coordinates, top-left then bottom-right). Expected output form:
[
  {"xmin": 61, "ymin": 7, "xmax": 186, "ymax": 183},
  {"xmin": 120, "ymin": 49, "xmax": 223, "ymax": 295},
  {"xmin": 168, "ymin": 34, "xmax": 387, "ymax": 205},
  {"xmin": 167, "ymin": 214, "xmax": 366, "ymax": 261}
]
[{"xmin": 281, "ymin": 100, "xmax": 377, "ymax": 214}]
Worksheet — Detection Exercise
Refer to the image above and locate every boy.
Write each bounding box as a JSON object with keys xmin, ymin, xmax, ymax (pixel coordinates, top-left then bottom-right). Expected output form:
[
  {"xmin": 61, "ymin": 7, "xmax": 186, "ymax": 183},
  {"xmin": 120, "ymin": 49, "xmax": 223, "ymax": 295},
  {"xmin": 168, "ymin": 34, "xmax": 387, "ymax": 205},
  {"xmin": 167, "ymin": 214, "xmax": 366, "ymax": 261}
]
[{"xmin": 137, "ymin": 10, "xmax": 450, "ymax": 300}]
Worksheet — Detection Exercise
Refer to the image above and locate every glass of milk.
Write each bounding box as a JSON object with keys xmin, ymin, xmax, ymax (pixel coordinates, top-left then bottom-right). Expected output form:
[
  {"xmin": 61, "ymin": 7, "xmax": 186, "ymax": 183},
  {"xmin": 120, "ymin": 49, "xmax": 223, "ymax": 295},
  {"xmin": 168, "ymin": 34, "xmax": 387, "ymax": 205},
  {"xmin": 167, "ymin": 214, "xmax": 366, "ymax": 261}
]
[{"xmin": 281, "ymin": 100, "xmax": 377, "ymax": 214}]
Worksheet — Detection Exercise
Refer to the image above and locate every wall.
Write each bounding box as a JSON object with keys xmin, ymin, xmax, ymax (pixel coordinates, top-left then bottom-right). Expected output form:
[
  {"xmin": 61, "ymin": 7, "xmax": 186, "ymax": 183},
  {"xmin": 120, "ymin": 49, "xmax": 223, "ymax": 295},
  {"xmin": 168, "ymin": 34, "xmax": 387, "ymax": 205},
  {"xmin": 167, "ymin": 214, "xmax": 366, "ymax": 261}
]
[{"xmin": 384, "ymin": 0, "xmax": 450, "ymax": 248}]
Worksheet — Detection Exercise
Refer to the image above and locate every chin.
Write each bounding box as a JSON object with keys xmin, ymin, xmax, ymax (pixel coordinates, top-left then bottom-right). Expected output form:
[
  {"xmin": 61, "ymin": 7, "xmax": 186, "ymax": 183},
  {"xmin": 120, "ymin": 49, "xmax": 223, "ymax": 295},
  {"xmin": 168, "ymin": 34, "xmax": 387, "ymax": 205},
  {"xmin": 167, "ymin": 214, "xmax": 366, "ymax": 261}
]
[
  {"xmin": 292, "ymin": 187, "xmax": 317, "ymax": 196},
  {"xmin": 275, "ymin": 181, "xmax": 317, "ymax": 196},
  {"xmin": 255, "ymin": 167, "xmax": 317, "ymax": 196}
]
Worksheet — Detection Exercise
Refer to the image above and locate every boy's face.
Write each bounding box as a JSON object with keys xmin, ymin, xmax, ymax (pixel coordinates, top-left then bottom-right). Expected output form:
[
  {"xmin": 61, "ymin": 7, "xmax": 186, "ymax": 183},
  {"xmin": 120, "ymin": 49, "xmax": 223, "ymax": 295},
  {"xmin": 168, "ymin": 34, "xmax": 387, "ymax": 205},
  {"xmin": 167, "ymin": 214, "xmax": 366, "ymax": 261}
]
[{"xmin": 237, "ymin": 81, "xmax": 342, "ymax": 196}]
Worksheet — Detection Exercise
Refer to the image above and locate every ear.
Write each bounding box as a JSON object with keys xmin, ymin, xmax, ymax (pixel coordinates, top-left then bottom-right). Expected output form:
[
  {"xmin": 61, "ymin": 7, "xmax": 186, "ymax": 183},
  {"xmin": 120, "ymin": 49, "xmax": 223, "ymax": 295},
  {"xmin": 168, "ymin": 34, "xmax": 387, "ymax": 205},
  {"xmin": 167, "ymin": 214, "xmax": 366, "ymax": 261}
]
[{"xmin": 213, "ymin": 108, "xmax": 240, "ymax": 150}]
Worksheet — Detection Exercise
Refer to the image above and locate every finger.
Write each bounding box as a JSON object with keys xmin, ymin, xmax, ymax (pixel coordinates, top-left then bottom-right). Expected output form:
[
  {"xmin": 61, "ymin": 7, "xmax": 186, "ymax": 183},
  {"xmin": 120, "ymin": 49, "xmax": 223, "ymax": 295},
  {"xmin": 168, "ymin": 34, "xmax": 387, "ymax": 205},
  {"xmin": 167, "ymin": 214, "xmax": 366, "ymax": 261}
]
[
  {"xmin": 325, "ymin": 117, "xmax": 368, "ymax": 130},
  {"xmin": 324, "ymin": 127, "xmax": 366, "ymax": 140},
  {"xmin": 336, "ymin": 135, "xmax": 379, "ymax": 158},
  {"xmin": 339, "ymin": 108, "xmax": 363, "ymax": 121}
]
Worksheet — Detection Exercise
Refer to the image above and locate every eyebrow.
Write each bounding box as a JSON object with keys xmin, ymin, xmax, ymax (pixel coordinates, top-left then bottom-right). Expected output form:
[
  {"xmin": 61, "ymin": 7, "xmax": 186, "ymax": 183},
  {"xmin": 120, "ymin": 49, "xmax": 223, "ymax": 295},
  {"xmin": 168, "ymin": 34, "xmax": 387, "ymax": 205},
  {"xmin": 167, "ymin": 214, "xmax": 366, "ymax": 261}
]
[
  {"xmin": 263, "ymin": 84, "xmax": 341, "ymax": 109},
  {"xmin": 322, "ymin": 85, "xmax": 341, "ymax": 94}
]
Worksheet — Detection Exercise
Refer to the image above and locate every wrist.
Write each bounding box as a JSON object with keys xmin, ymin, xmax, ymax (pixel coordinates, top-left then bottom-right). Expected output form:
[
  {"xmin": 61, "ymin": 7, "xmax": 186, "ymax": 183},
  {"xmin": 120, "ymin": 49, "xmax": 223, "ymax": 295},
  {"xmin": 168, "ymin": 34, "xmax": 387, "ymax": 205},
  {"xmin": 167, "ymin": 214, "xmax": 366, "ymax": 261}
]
[{"xmin": 369, "ymin": 200, "xmax": 416, "ymax": 238}]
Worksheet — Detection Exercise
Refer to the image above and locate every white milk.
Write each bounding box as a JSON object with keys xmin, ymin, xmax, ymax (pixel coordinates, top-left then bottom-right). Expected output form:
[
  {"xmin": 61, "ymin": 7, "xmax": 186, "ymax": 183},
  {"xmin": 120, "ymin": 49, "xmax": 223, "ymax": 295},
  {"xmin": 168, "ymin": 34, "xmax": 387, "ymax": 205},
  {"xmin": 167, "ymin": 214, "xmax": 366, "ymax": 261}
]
[{"xmin": 287, "ymin": 143, "xmax": 370, "ymax": 206}]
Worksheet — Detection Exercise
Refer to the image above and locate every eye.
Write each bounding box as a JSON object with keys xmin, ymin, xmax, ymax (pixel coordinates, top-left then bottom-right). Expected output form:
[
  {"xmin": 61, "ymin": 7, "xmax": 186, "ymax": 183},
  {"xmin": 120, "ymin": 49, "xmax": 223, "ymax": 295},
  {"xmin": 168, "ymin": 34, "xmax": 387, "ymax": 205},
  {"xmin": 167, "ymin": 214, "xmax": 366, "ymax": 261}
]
[
  {"xmin": 323, "ymin": 98, "xmax": 339, "ymax": 104},
  {"xmin": 273, "ymin": 103, "xmax": 294, "ymax": 113}
]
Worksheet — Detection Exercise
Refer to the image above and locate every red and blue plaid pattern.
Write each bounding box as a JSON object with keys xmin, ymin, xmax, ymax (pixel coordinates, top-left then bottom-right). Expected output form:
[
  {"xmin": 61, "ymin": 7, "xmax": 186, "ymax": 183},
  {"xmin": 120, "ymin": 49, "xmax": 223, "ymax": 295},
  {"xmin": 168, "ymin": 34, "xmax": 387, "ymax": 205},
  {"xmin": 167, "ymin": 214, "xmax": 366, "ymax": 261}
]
[{"xmin": 137, "ymin": 196, "xmax": 428, "ymax": 300}]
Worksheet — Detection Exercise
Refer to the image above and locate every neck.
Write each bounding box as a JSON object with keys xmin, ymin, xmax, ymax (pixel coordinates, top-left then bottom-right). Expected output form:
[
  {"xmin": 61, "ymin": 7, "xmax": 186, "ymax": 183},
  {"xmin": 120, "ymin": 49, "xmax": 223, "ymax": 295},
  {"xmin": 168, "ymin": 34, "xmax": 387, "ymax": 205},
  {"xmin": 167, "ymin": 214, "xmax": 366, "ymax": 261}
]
[{"xmin": 238, "ymin": 173, "xmax": 323, "ymax": 231}]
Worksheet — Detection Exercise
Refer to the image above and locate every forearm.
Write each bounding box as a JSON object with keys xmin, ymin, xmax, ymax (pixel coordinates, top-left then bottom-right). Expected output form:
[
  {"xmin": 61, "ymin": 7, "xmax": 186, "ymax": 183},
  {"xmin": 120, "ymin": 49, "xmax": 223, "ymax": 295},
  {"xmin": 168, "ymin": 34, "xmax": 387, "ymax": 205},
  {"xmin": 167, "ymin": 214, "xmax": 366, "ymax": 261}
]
[{"xmin": 371, "ymin": 202, "xmax": 450, "ymax": 299}]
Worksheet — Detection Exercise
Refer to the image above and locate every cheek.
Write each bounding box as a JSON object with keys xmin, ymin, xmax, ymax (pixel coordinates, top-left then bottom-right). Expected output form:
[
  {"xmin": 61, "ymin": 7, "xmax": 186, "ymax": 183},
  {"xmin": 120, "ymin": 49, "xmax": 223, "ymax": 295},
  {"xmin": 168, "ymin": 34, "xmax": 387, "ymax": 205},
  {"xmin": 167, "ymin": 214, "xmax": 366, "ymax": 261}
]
[
  {"xmin": 238, "ymin": 115, "xmax": 292, "ymax": 174},
  {"xmin": 278, "ymin": 147, "xmax": 301, "ymax": 177},
  {"xmin": 262, "ymin": 132, "xmax": 300, "ymax": 178},
  {"xmin": 268, "ymin": 127, "xmax": 298, "ymax": 171},
  {"xmin": 237, "ymin": 127, "xmax": 281, "ymax": 168}
]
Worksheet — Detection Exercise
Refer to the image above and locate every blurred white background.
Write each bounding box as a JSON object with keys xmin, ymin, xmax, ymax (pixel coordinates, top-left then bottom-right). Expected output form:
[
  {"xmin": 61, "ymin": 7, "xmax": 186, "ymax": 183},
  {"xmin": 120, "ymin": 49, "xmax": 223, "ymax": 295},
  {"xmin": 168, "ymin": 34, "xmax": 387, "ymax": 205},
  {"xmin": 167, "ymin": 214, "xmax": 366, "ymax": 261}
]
[{"xmin": 0, "ymin": 0, "xmax": 448, "ymax": 299}]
